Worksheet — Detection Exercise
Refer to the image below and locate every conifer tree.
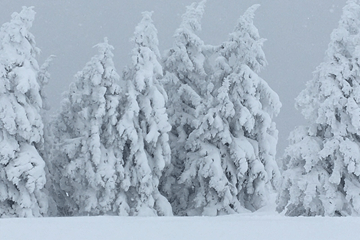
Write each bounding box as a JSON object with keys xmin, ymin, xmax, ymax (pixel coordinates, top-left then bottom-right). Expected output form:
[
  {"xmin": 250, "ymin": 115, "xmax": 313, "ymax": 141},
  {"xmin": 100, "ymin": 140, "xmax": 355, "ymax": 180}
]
[
  {"xmin": 51, "ymin": 39, "xmax": 122, "ymax": 216},
  {"xmin": 160, "ymin": 0, "xmax": 212, "ymax": 215},
  {"xmin": 117, "ymin": 11, "xmax": 172, "ymax": 216},
  {"xmin": 277, "ymin": 0, "xmax": 360, "ymax": 216},
  {"xmin": 211, "ymin": 4, "xmax": 281, "ymax": 212},
  {"xmin": 0, "ymin": 7, "xmax": 48, "ymax": 217},
  {"xmin": 162, "ymin": 3, "xmax": 281, "ymax": 216}
]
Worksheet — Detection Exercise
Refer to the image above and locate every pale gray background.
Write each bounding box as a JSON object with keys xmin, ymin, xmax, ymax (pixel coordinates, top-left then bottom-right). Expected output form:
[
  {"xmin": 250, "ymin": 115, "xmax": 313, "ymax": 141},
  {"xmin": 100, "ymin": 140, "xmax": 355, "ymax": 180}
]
[{"xmin": 0, "ymin": 0, "xmax": 343, "ymax": 156}]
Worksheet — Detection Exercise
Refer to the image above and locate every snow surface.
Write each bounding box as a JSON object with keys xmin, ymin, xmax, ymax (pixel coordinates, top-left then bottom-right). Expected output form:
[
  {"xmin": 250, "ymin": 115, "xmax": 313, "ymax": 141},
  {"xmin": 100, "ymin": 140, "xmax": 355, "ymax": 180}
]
[{"xmin": 1, "ymin": 213, "xmax": 360, "ymax": 240}]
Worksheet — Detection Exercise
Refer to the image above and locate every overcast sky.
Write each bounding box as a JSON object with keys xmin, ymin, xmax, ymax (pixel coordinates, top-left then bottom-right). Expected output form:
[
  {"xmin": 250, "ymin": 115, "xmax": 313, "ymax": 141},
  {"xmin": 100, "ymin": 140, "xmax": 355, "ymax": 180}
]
[{"xmin": 0, "ymin": 0, "xmax": 343, "ymax": 155}]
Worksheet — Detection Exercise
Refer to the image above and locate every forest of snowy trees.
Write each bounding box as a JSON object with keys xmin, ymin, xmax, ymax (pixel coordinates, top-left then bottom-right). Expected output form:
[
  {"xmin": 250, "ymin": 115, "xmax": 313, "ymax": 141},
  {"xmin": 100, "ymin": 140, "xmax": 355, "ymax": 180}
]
[{"xmin": 1, "ymin": 0, "xmax": 360, "ymax": 218}]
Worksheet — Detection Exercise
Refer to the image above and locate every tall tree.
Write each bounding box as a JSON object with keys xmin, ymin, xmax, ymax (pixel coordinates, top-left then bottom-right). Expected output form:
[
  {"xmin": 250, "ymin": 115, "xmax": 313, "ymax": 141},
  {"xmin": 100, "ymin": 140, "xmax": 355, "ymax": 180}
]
[
  {"xmin": 211, "ymin": 4, "xmax": 281, "ymax": 212},
  {"xmin": 277, "ymin": 0, "xmax": 360, "ymax": 216},
  {"xmin": 160, "ymin": 0, "xmax": 212, "ymax": 215},
  {"xmin": 0, "ymin": 7, "xmax": 48, "ymax": 217},
  {"xmin": 51, "ymin": 38, "xmax": 122, "ymax": 216},
  {"xmin": 117, "ymin": 11, "xmax": 172, "ymax": 216},
  {"xmin": 162, "ymin": 3, "xmax": 281, "ymax": 216}
]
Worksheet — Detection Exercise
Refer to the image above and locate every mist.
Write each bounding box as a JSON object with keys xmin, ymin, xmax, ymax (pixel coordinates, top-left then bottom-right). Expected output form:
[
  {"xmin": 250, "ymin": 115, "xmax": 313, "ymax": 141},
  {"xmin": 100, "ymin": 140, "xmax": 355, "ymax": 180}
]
[{"xmin": 0, "ymin": 0, "xmax": 342, "ymax": 155}]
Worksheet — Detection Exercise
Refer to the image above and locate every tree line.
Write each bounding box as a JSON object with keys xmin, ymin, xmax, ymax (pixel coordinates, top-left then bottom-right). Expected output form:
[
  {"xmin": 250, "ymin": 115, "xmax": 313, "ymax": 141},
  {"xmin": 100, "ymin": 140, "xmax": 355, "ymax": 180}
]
[{"xmin": 1, "ymin": 0, "xmax": 360, "ymax": 217}]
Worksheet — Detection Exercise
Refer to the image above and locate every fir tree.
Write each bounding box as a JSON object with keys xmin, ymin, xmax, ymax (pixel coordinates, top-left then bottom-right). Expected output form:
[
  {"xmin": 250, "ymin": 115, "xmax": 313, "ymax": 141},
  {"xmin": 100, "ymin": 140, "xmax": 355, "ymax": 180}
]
[
  {"xmin": 277, "ymin": 0, "xmax": 360, "ymax": 216},
  {"xmin": 160, "ymin": 0, "xmax": 212, "ymax": 215},
  {"xmin": 0, "ymin": 7, "xmax": 48, "ymax": 217},
  {"xmin": 51, "ymin": 38, "xmax": 122, "ymax": 216},
  {"xmin": 162, "ymin": 3, "xmax": 281, "ymax": 216},
  {"xmin": 117, "ymin": 11, "xmax": 172, "ymax": 216},
  {"xmin": 211, "ymin": 4, "xmax": 281, "ymax": 212}
]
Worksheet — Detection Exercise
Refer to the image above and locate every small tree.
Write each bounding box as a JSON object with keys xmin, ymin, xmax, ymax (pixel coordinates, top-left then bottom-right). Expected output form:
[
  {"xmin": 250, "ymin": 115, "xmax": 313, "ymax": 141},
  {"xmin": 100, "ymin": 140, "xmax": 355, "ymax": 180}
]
[
  {"xmin": 117, "ymin": 11, "xmax": 172, "ymax": 216},
  {"xmin": 277, "ymin": 0, "xmax": 360, "ymax": 216},
  {"xmin": 51, "ymin": 38, "xmax": 122, "ymax": 216},
  {"xmin": 0, "ymin": 7, "xmax": 48, "ymax": 217}
]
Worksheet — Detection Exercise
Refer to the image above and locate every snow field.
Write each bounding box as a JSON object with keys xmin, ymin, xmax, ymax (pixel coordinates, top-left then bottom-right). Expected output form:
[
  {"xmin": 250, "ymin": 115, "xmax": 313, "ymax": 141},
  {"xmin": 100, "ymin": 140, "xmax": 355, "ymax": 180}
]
[{"xmin": 1, "ymin": 214, "xmax": 360, "ymax": 240}]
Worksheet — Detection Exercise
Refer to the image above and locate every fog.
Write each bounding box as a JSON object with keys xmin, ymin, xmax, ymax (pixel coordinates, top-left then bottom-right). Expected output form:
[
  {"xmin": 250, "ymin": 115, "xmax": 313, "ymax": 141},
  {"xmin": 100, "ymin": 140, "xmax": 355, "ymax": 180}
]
[{"xmin": 0, "ymin": 0, "xmax": 342, "ymax": 155}]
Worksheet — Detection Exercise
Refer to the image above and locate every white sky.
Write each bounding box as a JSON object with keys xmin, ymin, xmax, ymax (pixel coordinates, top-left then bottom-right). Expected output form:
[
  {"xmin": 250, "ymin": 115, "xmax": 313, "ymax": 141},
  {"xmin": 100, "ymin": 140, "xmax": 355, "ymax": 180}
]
[{"xmin": 0, "ymin": 0, "xmax": 342, "ymax": 155}]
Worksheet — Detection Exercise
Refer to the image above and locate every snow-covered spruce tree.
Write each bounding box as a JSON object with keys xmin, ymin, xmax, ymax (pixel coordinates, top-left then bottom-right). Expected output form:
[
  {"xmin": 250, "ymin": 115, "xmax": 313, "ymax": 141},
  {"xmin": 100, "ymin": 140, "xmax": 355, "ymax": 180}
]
[
  {"xmin": 165, "ymin": 3, "xmax": 281, "ymax": 215},
  {"xmin": 208, "ymin": 4, "xmax": 281, "ymax": 213},
  {"xmin": 0, "ymin": 7, "xmax": 49, "ymax": 217},
  {"xmin": 51, "ymin": 38, "xmax": 123, "ymax": 216},
  {"xmin": 162, "ymin": 3, "xmax": 281, "ymax": 216},
  {"xmin": 277, "ymin": 0, "xmax": 360, "ymax": 216},
  {"xmin": 160, "ymin": 0, "xmax": 213, "ymax": 215},
  {"xmin": 117, "ymin": 11, "xmax": 172, "ymax": 216}
]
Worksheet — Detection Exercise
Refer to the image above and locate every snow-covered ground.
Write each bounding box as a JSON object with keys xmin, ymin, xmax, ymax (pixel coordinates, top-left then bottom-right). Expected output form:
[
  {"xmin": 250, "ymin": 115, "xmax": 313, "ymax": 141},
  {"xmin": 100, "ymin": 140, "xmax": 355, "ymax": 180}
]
[
  {"xmin": 1, "ymin": 212, "xmax": 360, "ymax": 240},
  {"xmin": 2, "ymin": 197, "xmax": 359, "ymax": 240}
]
